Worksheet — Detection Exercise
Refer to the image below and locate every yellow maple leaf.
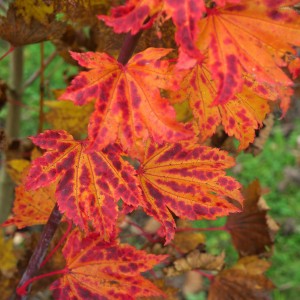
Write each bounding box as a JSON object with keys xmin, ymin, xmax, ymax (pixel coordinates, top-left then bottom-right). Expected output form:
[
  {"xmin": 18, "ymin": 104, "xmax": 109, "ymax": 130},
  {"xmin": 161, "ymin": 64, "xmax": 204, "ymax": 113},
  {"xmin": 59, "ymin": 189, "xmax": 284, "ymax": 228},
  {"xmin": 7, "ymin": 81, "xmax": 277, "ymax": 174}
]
[
  {"xmin": 14, "ymin": 0, "xmax": 54, "ymax": 25},
  {"xmin": 6, "ymin": 159, "xmax": 30, "ymax": 185},
  {"xmin": 45, "ymin": 100, "xmax": 94, "ymax": 138},
  {"xmin": 0, "ymin": 232, "xmax": 17, "ymax": 275}
]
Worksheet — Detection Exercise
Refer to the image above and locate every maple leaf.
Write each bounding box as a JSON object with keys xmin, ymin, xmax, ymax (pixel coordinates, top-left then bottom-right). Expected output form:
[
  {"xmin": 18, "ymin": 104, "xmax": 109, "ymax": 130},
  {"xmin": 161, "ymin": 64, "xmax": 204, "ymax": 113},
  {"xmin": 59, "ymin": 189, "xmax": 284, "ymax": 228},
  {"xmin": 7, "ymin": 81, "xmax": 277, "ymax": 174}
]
[
  {"xmin": 25, "ymin": 130, "xmax": 142, "ymax": 240},
  {"xmin": 226, "ymin": 180, "xmax": 279, "ymax": 257},
  {"xmin": 2, "ymin": 184, "xmax": 56, "ymax": 229},
  {"xmin": 138, "ymin": 141, "xmax": 243, "ymax": 243},
  {"xmin": 50, "ymin": 229, "xmax": 167, "ymax": 300},
  {"xmin": 61, "ymin": 48, "xmax": 192, "ymax": 152},
  {"xmin": 208, "ymin": 256, "xmax": 274, "ymax": 299},
  {"xmin": 171, "ymin": 63, "xmax": 270, "ymax": 149},
  {"xmin": 196, "ymin": 0, "xmax": 300, "ymax": 104}
]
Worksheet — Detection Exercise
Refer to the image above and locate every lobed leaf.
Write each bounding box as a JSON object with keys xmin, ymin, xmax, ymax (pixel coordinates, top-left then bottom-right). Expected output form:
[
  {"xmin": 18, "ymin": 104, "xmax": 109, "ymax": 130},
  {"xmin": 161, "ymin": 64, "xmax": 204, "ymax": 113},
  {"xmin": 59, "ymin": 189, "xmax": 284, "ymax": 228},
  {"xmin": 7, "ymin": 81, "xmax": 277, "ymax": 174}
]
[
  {"xmin": 138, "ymin": 141, "xmax": 243, "ymax": 243},
  {"xmin": 25, "ymin": 130, "xmax": 142, "ymax": 240},
  {"xmin": 51, "ymin": 229, "xmax": 167, "ymax": 300},
  {"xmin": 62, "ymin": 48, "xmax": 192, "ymax": 153},
  {"xmin": 196, "ymin": 0, "xmax": 300, "ymax": 104},
  {"xmin": 171, "ymin": 63, "xmax": 270, "ymax": 149}
]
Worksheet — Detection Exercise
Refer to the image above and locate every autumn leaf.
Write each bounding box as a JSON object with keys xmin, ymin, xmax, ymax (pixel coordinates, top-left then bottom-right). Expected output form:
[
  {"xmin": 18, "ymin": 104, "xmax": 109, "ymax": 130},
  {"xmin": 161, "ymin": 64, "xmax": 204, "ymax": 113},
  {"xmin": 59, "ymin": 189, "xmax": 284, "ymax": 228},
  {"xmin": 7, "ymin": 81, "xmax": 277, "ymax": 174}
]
[
  {"xmin": 196, "ymin": 0, "xmax": 300, "ymax": 104},
  {"xmin": 0, "ymin": 232, "xmax": 17, "ymax": 276},
  {"xmin": 50, "ymin": 229, "xmax": 167, "ymax": 300},
  {"xmin": 61, "ymin": 48, "xmax": 192, "ymax": 153},
  {"xmin": 0, "ymin": 233, "xmax": 18, "ymax": 299},
  {"xmin": 14, "ymin": 0, "xmax": 54, "ymax": 25},
  {"xmin": 138, "ymin": 141, "xmax": 243, "ymax": 243},
  {"xmin": 208, "ymin": 256, "xmax": 274, "ymax": 299},
  {"xmin": 98, "ymin": 0, "xmax": 164, "ymax": 35},
  {"xmin": 164, "ymin": 249, "xmax": 225, "ymax": 276},
  {"xmin": 171, "ymin": 63, "xmax": 270, "ymax": 149},
  {"xmin": 25, "ymin": 130, "xmax": 142, "ymax": 240},
  {"xmin": 6, "ymin": 159, "xmax": 31, "ymax": 185},
  {"xmin": 2, "ymin": 184, "xmax": 56, "ymax": 229},
  {"xmin": 0, "ymin": 5, "xmax": 65, "ymax": 47},
  {"xmin": 44, "ymin": 99, "xmax": 94, "ymax": 138},
  {"xmin": 55, "ymin": 0, "xmax": 116, "ymax": 26},
  {"xmin": 226, "ymin": 180, "xmax": 279, "ymax": 257},
  {"xmin": 288, "ymin": 57, "xmax": 300, "ymax": 79},
  {"xmin": 173, "ymin": 220, "xmax": 205, "ymax": 253}
]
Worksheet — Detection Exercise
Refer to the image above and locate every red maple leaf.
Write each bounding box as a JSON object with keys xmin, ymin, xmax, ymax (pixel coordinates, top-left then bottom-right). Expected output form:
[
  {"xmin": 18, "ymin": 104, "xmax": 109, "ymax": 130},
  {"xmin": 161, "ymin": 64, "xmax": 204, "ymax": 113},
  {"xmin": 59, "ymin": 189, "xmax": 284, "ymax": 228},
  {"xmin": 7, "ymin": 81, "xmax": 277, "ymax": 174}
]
[
  {"xmin": 51, "ymin": 229, "xmax": 168, "ymax": 299},
  {"xmin": 138, "ymin": 141, "xmax": 243, "ymax": 243},
  {"xmin": 25, "ymin": 130, "xmax": 142, "ymax": 240},
  {"xmin": 61, "ymin": 48, "xmax": 192, "ymax": 153}
]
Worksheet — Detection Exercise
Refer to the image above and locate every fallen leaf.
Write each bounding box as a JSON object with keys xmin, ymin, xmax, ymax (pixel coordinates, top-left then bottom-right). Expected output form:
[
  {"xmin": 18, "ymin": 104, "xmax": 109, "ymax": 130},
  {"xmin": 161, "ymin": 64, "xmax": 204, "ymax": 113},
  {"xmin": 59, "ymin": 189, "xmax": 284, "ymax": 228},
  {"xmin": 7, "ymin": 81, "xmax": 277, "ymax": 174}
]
[
  {"xmin": 208, "ymin": 256, "xmax": 274, "ymax": 300},
  {"xmin": 164, "ymin": 249, "xmax": 225, "ymax": 276},
  {"xmin": 225, "ymin": 180, "xmax": 279, "ymax": 257}
]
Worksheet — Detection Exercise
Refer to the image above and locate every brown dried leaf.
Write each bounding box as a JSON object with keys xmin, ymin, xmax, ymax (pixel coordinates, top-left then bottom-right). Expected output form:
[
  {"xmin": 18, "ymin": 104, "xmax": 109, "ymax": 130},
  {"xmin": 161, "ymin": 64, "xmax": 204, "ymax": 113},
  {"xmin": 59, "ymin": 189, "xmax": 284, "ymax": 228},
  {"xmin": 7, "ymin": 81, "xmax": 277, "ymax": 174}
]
[
  {"xmin": 208, "ymin": 256, "xmax": 274, "ymax": 300},
  {"xmin": 164, "ymin": 250, "xmax": 225, "ymax": 277},
  {"xmin": 173, "ymin": 220, "xmax": 205, "ymax": 253},
  {"xmin": 0, "ymin": 5, "xmax": 65, "ymax": 47},
  {"xmin": 225, "ymin": 180, "xmax": 279, "ymax": 257}
]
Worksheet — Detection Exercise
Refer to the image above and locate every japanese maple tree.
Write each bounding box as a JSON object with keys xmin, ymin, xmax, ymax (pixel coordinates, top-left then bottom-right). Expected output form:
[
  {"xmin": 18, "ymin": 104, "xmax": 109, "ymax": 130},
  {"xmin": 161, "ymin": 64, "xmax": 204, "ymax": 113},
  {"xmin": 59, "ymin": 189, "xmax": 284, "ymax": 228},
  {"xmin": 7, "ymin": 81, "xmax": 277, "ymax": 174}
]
[{"xmin": 0, "ymin": 0, "xmax": 299, "ymax": 299}]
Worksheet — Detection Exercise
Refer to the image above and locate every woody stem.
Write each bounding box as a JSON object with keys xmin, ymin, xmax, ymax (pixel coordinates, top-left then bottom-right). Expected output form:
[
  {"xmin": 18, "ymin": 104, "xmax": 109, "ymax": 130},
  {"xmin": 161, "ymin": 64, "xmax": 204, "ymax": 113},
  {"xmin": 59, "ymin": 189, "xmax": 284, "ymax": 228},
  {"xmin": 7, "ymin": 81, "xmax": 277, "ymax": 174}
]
[{"xmin": 15, "ymin": 204, "xmax": 62, "ymax": 300}]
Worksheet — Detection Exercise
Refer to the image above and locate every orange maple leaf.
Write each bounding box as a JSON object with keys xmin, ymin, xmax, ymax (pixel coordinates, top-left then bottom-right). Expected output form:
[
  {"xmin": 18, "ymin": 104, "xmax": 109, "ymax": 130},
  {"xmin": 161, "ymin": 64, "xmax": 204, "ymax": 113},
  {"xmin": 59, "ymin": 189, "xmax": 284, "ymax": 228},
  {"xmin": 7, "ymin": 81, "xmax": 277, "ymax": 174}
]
[
  {"xmin": 2, "ymin": 184, "xmax": 56, "ymax": 229},
  {"xmin": 50, "ymin": 229, "xmax": 167, "ymax": 299},
  {"xmin": 196, "ymin": 0, "xmax": 300, "ymax": 104},
  {"xmin": 171, "ymin": 63, "xmax": 270, "ymax": 149},
  {"xmin": 138, "ymin": 141, "xmax": 243, "ymax": 243},
  {"xmin": 61, "ymin": 48, "xmax": 192, "ymax": 153}
]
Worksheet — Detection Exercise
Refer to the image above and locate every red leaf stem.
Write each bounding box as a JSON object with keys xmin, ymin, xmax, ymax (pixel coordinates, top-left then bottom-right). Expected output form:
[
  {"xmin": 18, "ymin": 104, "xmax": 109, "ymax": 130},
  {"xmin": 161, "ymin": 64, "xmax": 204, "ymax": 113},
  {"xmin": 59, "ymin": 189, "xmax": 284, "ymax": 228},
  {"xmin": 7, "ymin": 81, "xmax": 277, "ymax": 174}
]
[
  {"xmin": 17, "ymin": 269, "xmax": 68, "ymax": 296},
  {"xmin": 0, "ymin": 45, "xmax": 15, "ymax": 61}
]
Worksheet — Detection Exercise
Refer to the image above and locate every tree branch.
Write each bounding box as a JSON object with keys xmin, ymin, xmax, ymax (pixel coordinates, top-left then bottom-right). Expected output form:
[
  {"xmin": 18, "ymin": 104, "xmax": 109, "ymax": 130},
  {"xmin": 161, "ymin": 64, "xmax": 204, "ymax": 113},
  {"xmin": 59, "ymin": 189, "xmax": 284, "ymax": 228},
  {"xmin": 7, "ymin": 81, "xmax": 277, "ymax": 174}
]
[
  {"xmin": 14, "ymin": 27, "xmax": 144, "ymax": 300},
  {"xmin": 15, "ymin": 204, "xmax": 62, "ymax": 300}
]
